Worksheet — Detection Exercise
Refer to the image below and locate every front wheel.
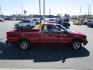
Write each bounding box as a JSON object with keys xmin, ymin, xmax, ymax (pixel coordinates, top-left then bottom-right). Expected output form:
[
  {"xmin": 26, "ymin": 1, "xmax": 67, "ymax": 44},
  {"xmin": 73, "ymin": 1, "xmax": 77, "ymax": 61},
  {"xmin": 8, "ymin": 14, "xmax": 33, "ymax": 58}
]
[
  {"xmin": 72, "ymin": 41, "xmax": 82, "ymax": 50},
  {"xmin": 17, "ymin": 40, "xmax": 30, "ymax": 50}
]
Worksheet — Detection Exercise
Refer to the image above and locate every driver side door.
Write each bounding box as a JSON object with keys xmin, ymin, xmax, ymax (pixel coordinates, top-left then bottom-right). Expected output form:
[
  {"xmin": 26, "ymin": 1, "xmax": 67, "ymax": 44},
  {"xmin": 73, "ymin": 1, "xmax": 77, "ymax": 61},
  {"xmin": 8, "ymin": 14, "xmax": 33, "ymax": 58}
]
[{"xmin": 40, "ymin": 25, "xmax": 61, "ymax": 43}]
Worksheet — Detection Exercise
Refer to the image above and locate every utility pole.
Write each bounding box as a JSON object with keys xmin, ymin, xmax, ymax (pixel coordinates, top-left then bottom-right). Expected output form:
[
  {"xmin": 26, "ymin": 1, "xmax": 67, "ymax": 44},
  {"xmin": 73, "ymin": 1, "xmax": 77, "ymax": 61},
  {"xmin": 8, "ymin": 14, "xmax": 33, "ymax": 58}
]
[
  {"xmin": 0, "ymin": 5, "xmax": 3, "ymax": 17},
  {"xmin": 39, "ymin": 0, "xmax": 41, "ymax": 16},
  {"xmin": 21, "ymin": 5, "xmax": 23, "ymax": 16},
  {"xmin": 79, "ymin": 6, "xmax": 81, "ymax": 20},
  {"xmin": 39, "ymin": 0, "xmax": 41, "ymax": 22},
  {"xmin": 43, "ymin": 0, "xmax": 45, "ymax": 22},
  {"xmin": 88, "ymin": 4, "xmax": 90, "ymax": 19},
  {"xmin": 79, "ymin": 6, "xmax": 81, "ymax": 15},
  {"xmin": 49, "ymin": 8, "xmax": 51, "ymax": 15}
]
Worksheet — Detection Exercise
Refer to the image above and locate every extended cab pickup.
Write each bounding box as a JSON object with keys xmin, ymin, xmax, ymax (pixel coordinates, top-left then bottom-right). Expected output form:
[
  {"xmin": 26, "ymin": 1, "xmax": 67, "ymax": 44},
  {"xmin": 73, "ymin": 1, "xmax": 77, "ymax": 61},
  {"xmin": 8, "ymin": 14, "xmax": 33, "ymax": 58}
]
[{"xmin": 6, "ymin": 24, "xmax": 88, "ymax": 50}]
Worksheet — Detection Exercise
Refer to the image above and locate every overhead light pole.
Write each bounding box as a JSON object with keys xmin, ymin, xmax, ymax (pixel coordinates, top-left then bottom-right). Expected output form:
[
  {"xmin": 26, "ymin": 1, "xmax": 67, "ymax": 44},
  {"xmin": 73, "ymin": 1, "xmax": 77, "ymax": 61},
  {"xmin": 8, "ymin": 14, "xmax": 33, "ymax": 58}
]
[
  {"xmin": 79, "ymin": 6, "xmax": 81, "ymax": 15},
  {"xmin": 88, "ymin": 4, "xmax": 90, "ymax": 15},
  {"xmin": 21, "ymin": 5, "xmax": 24, "ymax": 17},
  {"xmin": 49, "ymin": 8, "xmax": 51, "ymax": 15},
  {"xmin": 43, "ymin": 0, "xmax": 45, "ymax": 22},
  {"xmin": 39, "ymin": 0, "xmax": 41, "ymax": 16},
  {"xmin": 39, "ymin": 0, "xmax": 41, "ymax": 22},
  {"xmin": 88, "ymin": 4, "xmax": 90, "ymax": 19},
  {"xmin": 0, "ymin": 5, "xmax": 3, "ymax": 17}
]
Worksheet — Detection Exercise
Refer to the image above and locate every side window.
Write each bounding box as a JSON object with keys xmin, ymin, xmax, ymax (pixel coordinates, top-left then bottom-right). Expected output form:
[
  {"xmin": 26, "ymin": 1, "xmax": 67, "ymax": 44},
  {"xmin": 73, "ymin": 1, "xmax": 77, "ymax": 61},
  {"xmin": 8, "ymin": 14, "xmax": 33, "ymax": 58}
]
[
  {"xmin": 51, "ymin": 25, "xmax": 65, "ymax": 33},
  {"xmin": 42, "ymin": 25, "xmax": 65, "ymax": 33},
  {"xmin": 56, "ymin": 25, "xmax": 65, "ymax": 32},
  {"xmin": 43, "ymin": 26, "xmax": 48, "ymax": 32},
  {"xmin": 42, "ymin": 25, "xmax": 48, "ymax": 32}
]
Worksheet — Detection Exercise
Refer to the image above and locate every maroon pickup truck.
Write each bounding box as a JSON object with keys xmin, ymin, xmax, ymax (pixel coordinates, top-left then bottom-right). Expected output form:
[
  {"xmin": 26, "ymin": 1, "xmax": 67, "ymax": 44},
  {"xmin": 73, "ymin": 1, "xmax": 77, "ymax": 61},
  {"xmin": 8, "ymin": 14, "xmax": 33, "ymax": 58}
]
[{"xmin": 6, "ymin": 24, "xmax": 88, "ymax": 50}]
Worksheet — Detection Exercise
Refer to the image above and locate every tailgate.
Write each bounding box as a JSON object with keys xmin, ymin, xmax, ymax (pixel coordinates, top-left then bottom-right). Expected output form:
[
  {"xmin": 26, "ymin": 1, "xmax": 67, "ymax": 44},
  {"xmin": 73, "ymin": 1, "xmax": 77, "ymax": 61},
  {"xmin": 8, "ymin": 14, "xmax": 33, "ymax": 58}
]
[{"xmin": 7, "ymin": 31, "xmax": 21, "ymax": 43}]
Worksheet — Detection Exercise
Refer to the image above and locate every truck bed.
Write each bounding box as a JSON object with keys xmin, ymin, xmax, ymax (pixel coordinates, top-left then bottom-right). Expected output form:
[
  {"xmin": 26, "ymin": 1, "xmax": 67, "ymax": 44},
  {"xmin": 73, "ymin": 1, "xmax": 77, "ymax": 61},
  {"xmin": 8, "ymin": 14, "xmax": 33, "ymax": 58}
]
[
  {"xmin": 14, "ymin": 28, "xmax": 40, "ymax": 32},
  {"xmin": 7, "ymin": 29, "xmax": 40, "ymax": 44}
]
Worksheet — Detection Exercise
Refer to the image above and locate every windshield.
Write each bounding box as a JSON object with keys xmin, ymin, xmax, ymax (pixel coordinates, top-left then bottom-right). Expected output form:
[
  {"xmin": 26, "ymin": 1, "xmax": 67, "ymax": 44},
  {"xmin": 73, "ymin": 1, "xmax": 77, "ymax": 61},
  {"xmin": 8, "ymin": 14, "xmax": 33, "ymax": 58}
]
[{"xmin": 42, "ymin": 24, "xmax": 68, "ymax": 33}]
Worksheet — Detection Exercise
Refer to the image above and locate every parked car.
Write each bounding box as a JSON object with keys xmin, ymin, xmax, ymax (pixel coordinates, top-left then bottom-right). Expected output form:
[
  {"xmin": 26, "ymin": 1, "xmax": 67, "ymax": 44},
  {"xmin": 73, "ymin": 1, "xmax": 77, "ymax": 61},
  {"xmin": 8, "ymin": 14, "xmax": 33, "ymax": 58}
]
[
  {"xmin": 87, "ymin": 19, "xmax": 93, "ymax": 28},
  {"xmin": 82, "ymin": 19, "xmax": 88, "ymax": 25},
  {"xmin": 6, "ymin": 23, "xmax": 88, "ymax": 50},
  {"xmin": 45, "ymin": 18, "xmax": 57, "ymax": 23},
  {"xmin": 15, "ymin": 19, "xmax": 36, "ymax": 29},
  {"xmin": 0, "ymin": 17, "xmax": 5, "ymax": 22},
  {"xmin": 57, "ymin": 19, "xmax": 70, "ymax": 29},
  {"xmin": 73, "ymin": 20, "xmax": 82, "ymax": 25},
  {"xmin": 33, "ymin": 18, "xmax": 40, "ymax": 24}
]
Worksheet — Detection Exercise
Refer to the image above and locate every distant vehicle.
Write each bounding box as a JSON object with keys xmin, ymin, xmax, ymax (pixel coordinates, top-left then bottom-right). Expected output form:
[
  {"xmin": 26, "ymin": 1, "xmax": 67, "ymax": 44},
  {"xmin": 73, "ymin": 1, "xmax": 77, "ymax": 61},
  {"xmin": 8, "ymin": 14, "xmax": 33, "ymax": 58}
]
[
  {"xmin": 73, "ymin": 20, "xmax": 81, "ymax": 25},
  {"xmin": 0, "ymin": 17, "xmax": 5, "ymax": 22},
  {"xmin": 63, "ymin": 15, "xmax": 70, "ymax": 22},
  {"xmin": 57, "ymin": 19, "xmax": 70, "ymax": 29},
  {"xmin": 45, "ymin": 18, "xmax": 57, "ymax": 23},
  {"xmin": 15, "ymin": 20, "xmax": 36, "ymax": 29},
  {"xmin": 33, "ymin": 18, "xmax": 40, "ymax": 24},
  {"xmin": 82, "ymin": 19, "xmax": 88, "ymax": 25},
  {"xmin": 87, "ymin": 19, "xmax": 93, "ymax": 28},
  {"xmin": 6, "ymin": 23, "xmax": 88, "ymax": 50}
]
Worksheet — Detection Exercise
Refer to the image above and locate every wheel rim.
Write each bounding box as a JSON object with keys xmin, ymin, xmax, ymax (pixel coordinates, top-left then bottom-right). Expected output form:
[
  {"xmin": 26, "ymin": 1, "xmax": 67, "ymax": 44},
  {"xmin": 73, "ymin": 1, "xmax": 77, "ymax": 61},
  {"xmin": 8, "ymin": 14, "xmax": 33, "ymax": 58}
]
[
  {"xmin": 73, "ymin": 41, "xmax": 81, "ymax": 49},
  {"xmin": 20, "ymin": 41, "xmax": 28, "ymax": 50}
]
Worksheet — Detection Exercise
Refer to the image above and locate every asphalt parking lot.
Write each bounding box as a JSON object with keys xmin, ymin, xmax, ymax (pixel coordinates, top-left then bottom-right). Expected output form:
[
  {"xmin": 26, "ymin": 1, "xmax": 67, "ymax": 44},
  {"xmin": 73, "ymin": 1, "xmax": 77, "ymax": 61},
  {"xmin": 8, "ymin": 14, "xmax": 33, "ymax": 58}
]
[{"xmin": 0, "ymin": 21, "xmax": 93, "ymax": 69}]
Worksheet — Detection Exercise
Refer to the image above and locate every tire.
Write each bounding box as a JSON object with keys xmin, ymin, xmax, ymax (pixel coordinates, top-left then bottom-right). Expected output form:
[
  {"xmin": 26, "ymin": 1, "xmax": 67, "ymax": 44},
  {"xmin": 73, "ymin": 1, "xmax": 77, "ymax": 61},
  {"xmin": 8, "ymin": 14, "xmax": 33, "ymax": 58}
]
[
  {"xmin": 17, "ymin": 40, "xmax": 30, "ymax": 50},
  {"xmin": 27, "ymin": 25, "xmax": 31, "ymax": 28},
  {"xmin": 72, "ymin": 40, "xmax": 82, "ymax": 50}
]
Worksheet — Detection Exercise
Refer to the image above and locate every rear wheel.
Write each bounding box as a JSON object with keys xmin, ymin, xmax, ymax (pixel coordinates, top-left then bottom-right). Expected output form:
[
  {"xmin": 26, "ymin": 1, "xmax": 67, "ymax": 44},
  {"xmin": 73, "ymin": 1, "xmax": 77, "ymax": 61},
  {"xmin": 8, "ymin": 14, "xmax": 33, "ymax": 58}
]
[
  {"xmin": 72, "ymin": 41, "xmax": 82, "ymax": 50},
  {"xmin": 18, "ymin": 40, "xmax": 30, "ymax": 50}
]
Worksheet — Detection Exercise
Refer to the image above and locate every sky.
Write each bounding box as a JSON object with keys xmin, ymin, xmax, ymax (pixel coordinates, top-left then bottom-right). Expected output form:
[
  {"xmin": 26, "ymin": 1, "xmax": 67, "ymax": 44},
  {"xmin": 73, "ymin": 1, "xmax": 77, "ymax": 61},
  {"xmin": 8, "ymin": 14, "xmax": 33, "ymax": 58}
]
[{"xmin": 0, "ymin": 0, "xmax": 93, "ymax": 16}]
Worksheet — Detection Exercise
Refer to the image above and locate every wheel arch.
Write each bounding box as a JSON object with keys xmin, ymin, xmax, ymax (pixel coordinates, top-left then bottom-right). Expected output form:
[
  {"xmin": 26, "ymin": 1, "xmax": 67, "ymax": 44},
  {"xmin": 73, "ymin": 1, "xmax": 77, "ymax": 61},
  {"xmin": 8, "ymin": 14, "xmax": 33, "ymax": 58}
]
[
  {"xmin": 71, "ymin": 38, "xmax": 83, "ymax": 44},
  {"xmin": 18, "ymin": 38, "xmax": 31, "ymax": 44}
]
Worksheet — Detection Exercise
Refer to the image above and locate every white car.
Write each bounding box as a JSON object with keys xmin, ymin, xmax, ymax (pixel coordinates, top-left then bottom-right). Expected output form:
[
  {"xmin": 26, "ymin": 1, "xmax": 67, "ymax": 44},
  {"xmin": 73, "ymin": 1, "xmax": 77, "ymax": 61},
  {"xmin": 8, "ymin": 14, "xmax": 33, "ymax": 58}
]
[
  {"xmin": 15, "ymin": 20, "xmax": 36, "ymax": 29},
  {"xmin": 45, "ymin": 18, "xmax": 57, "ymax": 23},
  {"xmin": 0, "ymin": 17, "xmax": 5, "ymax": 22}
]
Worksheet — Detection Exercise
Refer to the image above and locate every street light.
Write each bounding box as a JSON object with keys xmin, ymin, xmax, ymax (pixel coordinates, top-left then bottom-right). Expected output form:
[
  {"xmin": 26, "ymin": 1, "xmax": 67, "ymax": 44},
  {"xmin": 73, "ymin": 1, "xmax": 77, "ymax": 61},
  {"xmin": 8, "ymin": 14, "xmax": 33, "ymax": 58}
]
[
  {"xmin": 43, "ymin": 0, "xmax": 45, "ymax": 22},
  {"xmin": 0, "ymin": 5, "xmax": 3, "ymax": 17},
  {"xmin": 39, "ymin": 0, "xmax": 41, "ymax": 22},
  {"xmin": 39, "ymin": 0, "xmax": 41, "ymax": 16}
]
